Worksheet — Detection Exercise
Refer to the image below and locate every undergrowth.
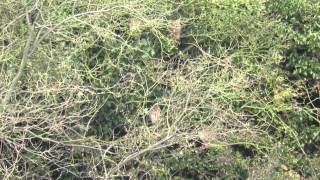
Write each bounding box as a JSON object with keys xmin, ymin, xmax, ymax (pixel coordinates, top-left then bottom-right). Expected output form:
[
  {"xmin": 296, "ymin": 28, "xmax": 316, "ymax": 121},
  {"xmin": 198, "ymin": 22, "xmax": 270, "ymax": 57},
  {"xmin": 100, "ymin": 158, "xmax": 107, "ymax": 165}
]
[{"xmin": 0, "ymin": 0, "xmax": 319, "ymax": 179}]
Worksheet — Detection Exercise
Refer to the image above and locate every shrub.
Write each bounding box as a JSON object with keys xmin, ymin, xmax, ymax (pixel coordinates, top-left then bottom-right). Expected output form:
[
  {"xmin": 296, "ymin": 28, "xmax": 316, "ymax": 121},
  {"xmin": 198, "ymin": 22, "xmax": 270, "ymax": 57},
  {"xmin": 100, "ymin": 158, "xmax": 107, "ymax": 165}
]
[
  {"xmin": 0, "ymin": 0, "xmax": 319, "ymax": 179},
  {"xmin": 267, "ymin": 0, "xmax": 320, "ymax": 79}
]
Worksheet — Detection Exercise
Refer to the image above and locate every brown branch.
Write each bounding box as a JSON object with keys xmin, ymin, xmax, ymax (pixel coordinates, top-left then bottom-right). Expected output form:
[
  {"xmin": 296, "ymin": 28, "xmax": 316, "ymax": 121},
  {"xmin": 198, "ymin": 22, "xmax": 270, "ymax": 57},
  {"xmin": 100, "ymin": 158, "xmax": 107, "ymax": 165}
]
[{"xmin": 1, "ymin": 11, "xmax": 35, "ymax": 113}]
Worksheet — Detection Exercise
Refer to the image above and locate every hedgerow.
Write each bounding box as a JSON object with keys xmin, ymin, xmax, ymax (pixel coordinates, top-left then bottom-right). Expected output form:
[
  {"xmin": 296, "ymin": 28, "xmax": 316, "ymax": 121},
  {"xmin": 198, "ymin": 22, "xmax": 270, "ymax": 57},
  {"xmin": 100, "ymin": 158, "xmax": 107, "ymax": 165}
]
[{"xmin": 0, "ymin": 0, "xmax": 319, "ymax": 179}]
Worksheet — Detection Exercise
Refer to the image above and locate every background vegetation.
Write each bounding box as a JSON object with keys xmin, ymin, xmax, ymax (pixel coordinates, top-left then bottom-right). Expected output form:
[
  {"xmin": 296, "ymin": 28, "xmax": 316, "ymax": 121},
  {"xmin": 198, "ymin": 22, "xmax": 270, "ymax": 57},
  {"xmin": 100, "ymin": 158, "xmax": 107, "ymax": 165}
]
[{"xmin": 0, "ymin": 0, "xmax": 319, "ymax": 179}]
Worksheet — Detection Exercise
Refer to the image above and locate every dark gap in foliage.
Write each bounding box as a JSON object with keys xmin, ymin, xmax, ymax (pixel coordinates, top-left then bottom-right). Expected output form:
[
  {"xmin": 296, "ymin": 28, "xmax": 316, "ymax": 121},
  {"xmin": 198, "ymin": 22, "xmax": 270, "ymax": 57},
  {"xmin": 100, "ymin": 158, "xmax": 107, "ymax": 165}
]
[
  {"xmin": 87, "ymin": 100, "xmax": 126, "ymax": 140},
  {"xmin": 231, "ymin": 144, "xmax": 257, "ymax": 158},
  {"xmin": 137, "ymin": 170, "xmax": 151, "ymax": 180},
  {"xmin": 82, "ymin": 178, "xmax": 94, "ymax": 180},
  {"xmin": 3, "ymin": 39, "xmax": 9, "ymax": 46},
  {"xmin": 304, "ymin": 142, "xmax": 320, "ymax": 155},
  {"xmin": 114, "ymin": 18, "xmax": 130, "ymax": 37},
  {"xmin": 50, "ymin": 164, "xmax": 62, "ymax": 179},
  {"xmin": 173, "ymin": 168, "xmax": 206, "ymax": 179},
  {"xmin": 234, "ymin": 165, "xmax": 249, "ymax": 180},
  {"xmin": 85, "ymin": 40, "xmax": 106, "ymax": 69},
  {"xmin": 165, "ymin": 143, "xmax": 180, "ymax": 152},
  {"xmin": 114, "ymin": 176, "xmax": 131, "ymax": 180},
  {"xmin": 188, "ymin": 138, "xmax": 203, "ymax": 148},
  {"xmin": 112, "ymin": 124, "xmax": 128, "ymax": 140},
  {"xmin": 122, "ymin": 160, "xmax": 140, "ymax": 173}
]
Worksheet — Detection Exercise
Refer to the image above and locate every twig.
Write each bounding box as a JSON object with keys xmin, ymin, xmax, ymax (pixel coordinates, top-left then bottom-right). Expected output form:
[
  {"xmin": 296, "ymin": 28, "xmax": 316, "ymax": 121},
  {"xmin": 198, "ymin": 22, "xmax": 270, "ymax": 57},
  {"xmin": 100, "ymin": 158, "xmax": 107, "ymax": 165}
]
[
  {"xmin": 106, "ymin": 135, "xmax": 175, "ymax": 178},
  {"xmin": 1, "ymin": 11, "xmax": 35, "ymax": 113}
]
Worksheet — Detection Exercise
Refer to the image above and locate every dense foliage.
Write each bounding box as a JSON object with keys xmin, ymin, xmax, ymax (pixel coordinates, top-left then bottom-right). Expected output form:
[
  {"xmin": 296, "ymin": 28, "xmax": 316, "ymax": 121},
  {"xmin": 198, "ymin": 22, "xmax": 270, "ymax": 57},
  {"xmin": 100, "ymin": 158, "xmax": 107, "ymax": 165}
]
[{"xmin": 0, "ymin": 0, "xmax": 319, "ymax": 179}]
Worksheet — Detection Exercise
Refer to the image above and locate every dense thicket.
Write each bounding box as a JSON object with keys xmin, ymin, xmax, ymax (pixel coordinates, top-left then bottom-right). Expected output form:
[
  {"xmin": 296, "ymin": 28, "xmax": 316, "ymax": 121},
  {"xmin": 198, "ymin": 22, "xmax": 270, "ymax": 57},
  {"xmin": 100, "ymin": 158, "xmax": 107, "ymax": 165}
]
[{"xmin": 0, "ymin": 0, "xmax": 319, "ymax": 179}]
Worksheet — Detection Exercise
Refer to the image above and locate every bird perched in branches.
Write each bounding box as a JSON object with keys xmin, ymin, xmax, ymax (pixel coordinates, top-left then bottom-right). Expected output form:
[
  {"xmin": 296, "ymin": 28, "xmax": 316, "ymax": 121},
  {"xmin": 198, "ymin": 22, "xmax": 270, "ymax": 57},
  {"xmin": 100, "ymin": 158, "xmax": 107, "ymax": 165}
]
[
  {"xmin": 169, "ymin": 19, "xmax": 183, "ymax": 44},
  {"xmin": 146, "ymin": 104, "xmax": 161, "ymax": 126}
]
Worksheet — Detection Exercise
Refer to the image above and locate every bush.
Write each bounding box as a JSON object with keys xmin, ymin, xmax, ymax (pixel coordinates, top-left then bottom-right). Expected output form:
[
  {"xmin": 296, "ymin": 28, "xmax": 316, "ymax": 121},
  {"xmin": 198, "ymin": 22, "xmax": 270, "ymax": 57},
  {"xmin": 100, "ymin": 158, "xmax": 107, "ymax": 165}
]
[
  {"xmin": 267, "ymin": 0, "xmax": 320, "ymax": 79},
  {"xmin": 0, "ymin": 0, "xmax": 319, "ymax": 179}
]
